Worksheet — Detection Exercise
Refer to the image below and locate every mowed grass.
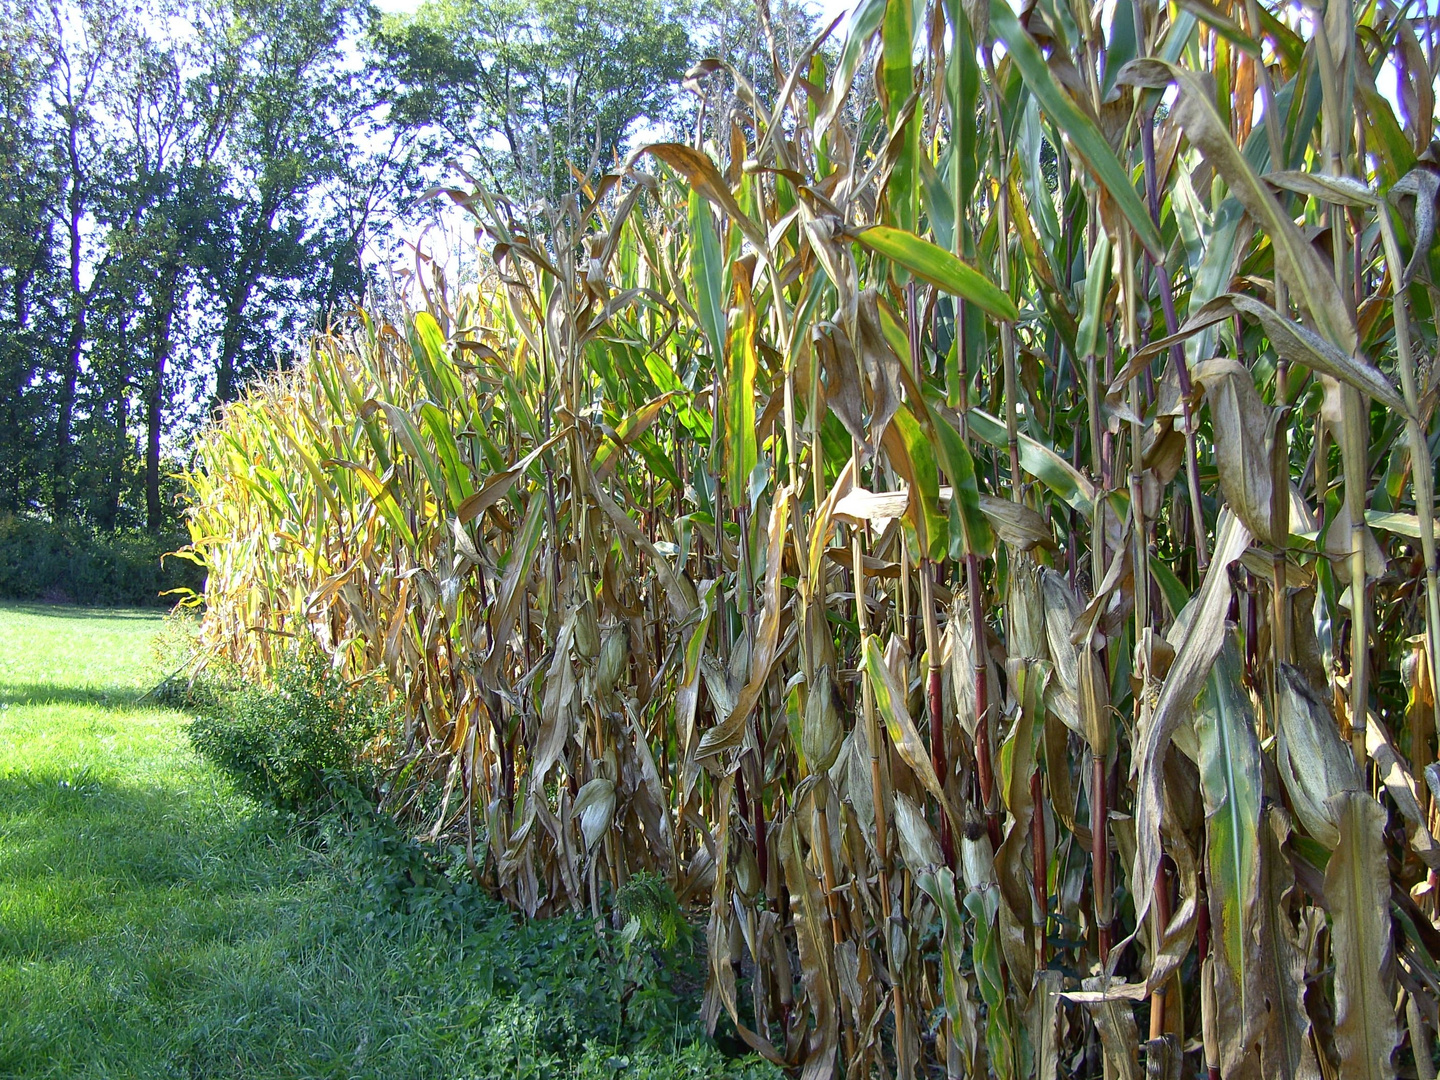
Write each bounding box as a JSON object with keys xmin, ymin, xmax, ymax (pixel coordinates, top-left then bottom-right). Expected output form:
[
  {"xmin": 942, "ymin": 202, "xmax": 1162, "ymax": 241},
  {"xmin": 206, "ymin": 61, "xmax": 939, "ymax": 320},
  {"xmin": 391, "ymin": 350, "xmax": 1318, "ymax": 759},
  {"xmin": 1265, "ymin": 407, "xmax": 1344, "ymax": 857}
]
[{"xmin": 0, "ymin": 605, "xmax": 770, "ymax": 1080}]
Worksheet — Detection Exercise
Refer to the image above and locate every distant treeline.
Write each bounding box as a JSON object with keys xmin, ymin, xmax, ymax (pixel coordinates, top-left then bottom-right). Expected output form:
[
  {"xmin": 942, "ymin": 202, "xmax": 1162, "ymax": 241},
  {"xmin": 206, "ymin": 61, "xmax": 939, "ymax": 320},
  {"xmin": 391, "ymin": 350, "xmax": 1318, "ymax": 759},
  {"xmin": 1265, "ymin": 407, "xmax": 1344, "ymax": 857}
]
[{"xmin": 0, "ymin": 0, "xmax": 816, "ymax": 547}]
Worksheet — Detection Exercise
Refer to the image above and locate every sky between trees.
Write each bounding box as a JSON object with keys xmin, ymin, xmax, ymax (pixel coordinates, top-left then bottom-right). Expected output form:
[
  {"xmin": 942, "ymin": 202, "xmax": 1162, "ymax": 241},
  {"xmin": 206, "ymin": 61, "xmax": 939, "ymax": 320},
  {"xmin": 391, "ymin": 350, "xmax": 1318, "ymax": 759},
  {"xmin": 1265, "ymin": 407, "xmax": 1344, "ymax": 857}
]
[{"xmin": 0, "ymin": 0, "xmax": 825, "ymax": 532}]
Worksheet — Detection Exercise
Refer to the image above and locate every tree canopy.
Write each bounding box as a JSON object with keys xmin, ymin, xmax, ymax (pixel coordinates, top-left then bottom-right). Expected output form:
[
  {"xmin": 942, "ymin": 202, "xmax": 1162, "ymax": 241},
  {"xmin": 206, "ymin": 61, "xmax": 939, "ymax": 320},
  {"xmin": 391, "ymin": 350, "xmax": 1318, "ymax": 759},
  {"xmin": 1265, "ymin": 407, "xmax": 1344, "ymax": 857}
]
[
  {"xmin": 371, "ymin": 0, "xmax": 692, "ymax": 200},
  {"xmin": 0, "ymin": 0, "xmax": 817, "ymax": 534}
]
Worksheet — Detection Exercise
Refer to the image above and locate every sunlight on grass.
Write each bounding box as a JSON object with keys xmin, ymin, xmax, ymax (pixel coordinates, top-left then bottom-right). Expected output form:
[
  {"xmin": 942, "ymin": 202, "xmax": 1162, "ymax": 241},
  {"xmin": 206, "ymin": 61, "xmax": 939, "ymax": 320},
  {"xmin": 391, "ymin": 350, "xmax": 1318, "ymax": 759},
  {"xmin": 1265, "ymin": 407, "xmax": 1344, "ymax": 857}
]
[{"xmin": 0, "ymin": 605, "xmax": 773, "ymax": 1079}]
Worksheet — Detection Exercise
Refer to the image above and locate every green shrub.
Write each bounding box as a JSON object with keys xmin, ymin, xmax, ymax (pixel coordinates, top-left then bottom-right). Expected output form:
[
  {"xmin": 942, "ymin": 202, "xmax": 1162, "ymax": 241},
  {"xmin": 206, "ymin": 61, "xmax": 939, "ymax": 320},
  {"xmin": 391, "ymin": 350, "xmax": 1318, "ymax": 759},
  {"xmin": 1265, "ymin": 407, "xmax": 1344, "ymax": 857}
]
[
  {"xmin": 187, "ymin": 648, "xmax": 394, "ymax": 812},
  {"xmin": 616, "ymin": 871, "xmax": 691, "ymax": 953},
  {"xmin": 0, "ymin": 512, "xmax": 201, "ymax": 607}
]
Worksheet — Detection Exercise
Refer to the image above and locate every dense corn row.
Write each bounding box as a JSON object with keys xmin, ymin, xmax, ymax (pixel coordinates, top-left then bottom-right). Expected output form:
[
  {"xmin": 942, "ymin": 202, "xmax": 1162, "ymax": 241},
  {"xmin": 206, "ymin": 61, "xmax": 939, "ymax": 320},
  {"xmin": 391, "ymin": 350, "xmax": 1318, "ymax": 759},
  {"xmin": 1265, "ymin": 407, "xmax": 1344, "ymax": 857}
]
[{"xmin": 187, "ymin": 2, "xmax": 1440, "ymax": 1075}]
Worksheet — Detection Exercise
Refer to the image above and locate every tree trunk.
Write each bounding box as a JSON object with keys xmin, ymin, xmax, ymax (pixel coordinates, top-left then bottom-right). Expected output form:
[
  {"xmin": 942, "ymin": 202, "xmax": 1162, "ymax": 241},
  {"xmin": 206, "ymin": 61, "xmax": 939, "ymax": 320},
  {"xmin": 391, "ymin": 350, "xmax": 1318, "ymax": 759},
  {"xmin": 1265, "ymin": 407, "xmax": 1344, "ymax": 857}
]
[
  {"xmin": 100, "ymin": 318, "xmax": 130, "ymax": 532},
  {"xmin": 0, "ymin": 265, "xmax": 37, "ymax": 513},
  {"xmin": 215, "ymin": 293, "xmax": 247, "ymax": 406},
  {"xmin": 54, "ymin": 153, "xmax": 85, "ymax": 521},
  {"xmin": 214, "ymin": 205, "xmax": 278, "ymax": 406},
  {"xmin": 145, "ymin": 276, "xmax": 178, "ymax": 532}
]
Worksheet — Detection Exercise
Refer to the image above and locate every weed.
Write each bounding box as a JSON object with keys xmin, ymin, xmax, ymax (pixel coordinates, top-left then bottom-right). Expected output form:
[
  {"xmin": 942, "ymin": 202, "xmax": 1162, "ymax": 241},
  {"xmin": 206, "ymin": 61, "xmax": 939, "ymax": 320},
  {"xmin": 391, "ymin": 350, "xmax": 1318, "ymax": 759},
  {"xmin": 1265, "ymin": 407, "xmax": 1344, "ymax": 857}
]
[{"xmin": 186, "ymin": 645, "xmax": 396, "ymax": 813}]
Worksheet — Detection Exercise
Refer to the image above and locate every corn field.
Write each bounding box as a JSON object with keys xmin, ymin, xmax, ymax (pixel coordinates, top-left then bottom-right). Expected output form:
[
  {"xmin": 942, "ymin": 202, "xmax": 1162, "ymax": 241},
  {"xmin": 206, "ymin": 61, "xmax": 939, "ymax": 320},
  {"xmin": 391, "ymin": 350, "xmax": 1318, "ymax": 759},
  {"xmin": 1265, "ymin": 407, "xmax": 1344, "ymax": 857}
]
[{"xmin": 184, "ymin": 0, "xmax": 1440, "ymax": 1075}]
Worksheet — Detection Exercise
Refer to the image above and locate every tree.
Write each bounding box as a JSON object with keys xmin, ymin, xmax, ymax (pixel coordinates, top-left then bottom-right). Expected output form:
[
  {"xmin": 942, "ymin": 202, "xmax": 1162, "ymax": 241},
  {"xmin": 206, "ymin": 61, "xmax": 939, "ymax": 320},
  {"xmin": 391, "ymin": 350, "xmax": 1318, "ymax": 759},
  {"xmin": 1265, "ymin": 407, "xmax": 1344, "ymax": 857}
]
[
  {"xmin": 0, "ymin": 0, "xmax": 388, "ymax": 530},
  {"xmin": 40, "ymin": 0, "xmax": 137, "ymax": 520},
  {"xmin": 369, "ymin": 0, "xmax": 692, "ymax": 202},
  {"xmin": 103, "ymin": 23, "xmax": 230, "ymax": 529},
  {"xmin": 0, "ymin": 1, "xmax": 60, "ymax": 513},
  {"xmin": 197, "ymin": 0, "xmax": 369, "ymax": 404}
]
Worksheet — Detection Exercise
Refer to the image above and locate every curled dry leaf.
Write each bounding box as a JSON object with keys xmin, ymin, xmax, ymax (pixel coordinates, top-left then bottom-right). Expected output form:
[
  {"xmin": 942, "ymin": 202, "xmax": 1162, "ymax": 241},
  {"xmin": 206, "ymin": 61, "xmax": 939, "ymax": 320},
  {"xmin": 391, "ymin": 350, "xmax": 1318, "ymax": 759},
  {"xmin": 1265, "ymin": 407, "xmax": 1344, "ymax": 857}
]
[
  {"xmin": 573, "ymin": 777, "xmax": 616, "ymax": 853},
  {"xmin": 1325, "ymin": 792, "xmax": 1399, "ymax": 1080},
  {"xmin": 1275, "ymin": 665, "xmax": 1362, "ymax": 849},
  {"xmin": 978, "ymin": 493, "xmax": 1055, "ymax": 551}
]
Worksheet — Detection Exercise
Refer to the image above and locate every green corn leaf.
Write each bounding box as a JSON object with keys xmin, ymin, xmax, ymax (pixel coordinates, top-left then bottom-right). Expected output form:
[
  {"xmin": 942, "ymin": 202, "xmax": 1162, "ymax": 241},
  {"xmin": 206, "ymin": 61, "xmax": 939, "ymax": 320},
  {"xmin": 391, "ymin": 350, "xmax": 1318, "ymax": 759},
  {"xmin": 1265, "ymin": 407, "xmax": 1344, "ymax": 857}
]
[
  {"xmin": 1148, "ymin": 557, "xmax": 1191, "ymax": 618},
  {"xmin": 1075, "ymin": 233, "xmax": 1111, "ymax": 362},
  {"xmin": 861, "ymin": 634, "xmax": 961, "ymax": 835},
  {"xmin": 380, "ymin": 402, "xmax": 447, "ymax": 511},
  {"xmin": 1325, "ymin": 792, "xmax": 1399, "ymax": 1080},
  {"xmin": 929, "ymin": 408, "xmax": 994, "ymax": 559},
  {"xmin": 1194, "ymin": 637, "xmax": 1263, "ymax": 1075},
  {"xmin": 964, "ymin": 886, "xmax": 1016, "ymax": 1080},
  {"xmin": 689, "ymin": 191, "xmax": 727, "ymax": 359},
  {"xmin": 880, "ymin": 0, "xmax": 918, "ymax": 233},
  {"xmin": 420, "ymin": 402, "xmax": 474, "ymax": 510},
  {"xmin": 725, "ymin": 289, "xmax": 758, "ymax": 510},
  {"xmin": 989, "ymin": 0, "xmax": 1163, "ymax": 259},
  {"xmin": 916, "ymin": 867, "xmax": 975, "ymax": 1044},
  {"xmin": 880, "ymin": 405, "xmax": 948, "ymax": 561},
  {"xmin": 326, "ymin": 459, "xmax": 415, "ymax": 549},
  {"xmin": 965, "ymin": 407, "xmax": 1096, "ymax": 515},
  {"xmin": 410, "ymin": 312, "xmax": 464, "ymax": 403},
  {"xmin": 854, "ymin": 225, "xmax": 1018, "ymax": 322}
]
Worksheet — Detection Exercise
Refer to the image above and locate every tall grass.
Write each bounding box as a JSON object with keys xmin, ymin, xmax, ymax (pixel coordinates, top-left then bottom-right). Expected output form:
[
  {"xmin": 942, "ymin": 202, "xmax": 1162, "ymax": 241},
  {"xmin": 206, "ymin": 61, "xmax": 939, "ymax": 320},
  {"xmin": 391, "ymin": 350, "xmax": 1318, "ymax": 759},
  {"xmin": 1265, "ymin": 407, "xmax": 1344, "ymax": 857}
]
[{"xmin": 186, "ymin": 1, "xmax": 1440, "ymax": 1075}]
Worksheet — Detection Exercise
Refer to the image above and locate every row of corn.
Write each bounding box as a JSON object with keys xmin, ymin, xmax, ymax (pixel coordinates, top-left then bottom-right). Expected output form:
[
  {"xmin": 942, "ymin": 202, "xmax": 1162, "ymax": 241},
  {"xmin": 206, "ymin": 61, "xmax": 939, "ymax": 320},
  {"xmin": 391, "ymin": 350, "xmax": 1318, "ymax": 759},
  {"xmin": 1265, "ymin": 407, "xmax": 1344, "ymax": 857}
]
[{"xmin": 185, "ymin": 0, "xmax": 1440, "ymax": 1075}]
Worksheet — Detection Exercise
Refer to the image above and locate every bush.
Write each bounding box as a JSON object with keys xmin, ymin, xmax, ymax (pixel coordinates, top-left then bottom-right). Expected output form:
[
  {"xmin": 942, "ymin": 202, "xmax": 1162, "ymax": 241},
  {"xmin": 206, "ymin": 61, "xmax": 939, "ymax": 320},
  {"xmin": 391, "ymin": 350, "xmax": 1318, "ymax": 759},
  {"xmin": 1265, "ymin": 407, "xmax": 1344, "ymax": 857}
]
[
  {"xmin": 0, "ymin": 513, "xmax": 202, "ymax": 607},
  {"xmin": 187, "ymin": 648, "xmax": 395, "ymax": 812}
]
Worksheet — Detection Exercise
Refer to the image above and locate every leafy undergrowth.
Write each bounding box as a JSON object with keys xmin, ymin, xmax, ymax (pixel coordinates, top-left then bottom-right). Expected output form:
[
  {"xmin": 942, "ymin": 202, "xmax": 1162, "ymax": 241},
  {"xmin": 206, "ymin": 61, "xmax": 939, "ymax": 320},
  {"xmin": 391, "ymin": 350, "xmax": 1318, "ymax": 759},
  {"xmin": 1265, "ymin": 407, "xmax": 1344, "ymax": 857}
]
[{"xmin": 0, "ymin": 604, "xmax": 777, "ymax": 1079}]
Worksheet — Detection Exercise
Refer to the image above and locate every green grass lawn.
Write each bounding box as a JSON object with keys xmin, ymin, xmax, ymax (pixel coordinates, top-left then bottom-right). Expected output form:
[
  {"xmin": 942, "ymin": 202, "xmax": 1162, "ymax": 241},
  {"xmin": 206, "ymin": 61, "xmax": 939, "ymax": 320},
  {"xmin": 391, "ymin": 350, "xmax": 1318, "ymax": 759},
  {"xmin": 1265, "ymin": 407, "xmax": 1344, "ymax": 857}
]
[{"xmin": 0, "ymin": 604, "xmax": 771, "ymax": 1080}]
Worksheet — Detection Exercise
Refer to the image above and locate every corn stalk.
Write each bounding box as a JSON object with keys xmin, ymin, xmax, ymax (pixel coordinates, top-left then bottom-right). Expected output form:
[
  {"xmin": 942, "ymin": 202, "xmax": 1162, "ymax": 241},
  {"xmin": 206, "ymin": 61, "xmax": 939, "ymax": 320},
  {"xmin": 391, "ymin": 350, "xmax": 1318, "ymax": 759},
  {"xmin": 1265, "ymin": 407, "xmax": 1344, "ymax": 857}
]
[{"xmin": 186, "ymin": 1, "xmax": 1440, "ymax": 1075}]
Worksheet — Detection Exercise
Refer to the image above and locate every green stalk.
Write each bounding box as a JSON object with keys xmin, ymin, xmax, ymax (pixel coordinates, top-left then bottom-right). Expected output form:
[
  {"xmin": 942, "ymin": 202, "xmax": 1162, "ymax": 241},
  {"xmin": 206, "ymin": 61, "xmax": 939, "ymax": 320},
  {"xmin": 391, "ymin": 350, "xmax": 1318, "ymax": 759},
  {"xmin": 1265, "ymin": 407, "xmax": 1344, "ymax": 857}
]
[
  {"xmin": 1272, "ymin": 390, "xmax": 1292, "ymax": 674},
  {"xmin": 991, "ymin": 137, "xmax": 1021, "ymax": 500},
  {"xmin": 907, "ymin": 280, "xmax": 954, "ymax": 870},
  {"xmin": 1378, "ymin": 211, "xmax": 1440, "ymax": 726},
  {"xmin": 852, "ymin": 518, "xmax": 905, "ymax": 1058},
  {"xmin": 1313, "ymin": 0, "xmax": 1369, "ymax": 760},
  {"xmin": 969, "ymin": 554, "xmax": 997, "ymax": 846}
]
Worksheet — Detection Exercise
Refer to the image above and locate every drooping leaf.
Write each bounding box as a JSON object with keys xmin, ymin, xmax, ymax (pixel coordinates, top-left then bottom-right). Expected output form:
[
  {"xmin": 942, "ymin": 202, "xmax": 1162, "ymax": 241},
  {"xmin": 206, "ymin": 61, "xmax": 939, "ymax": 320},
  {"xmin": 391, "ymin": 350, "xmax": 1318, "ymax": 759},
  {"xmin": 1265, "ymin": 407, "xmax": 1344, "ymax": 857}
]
[
  {"xmin": 853, "ymin": 225, "xmax": 1018, "ymax": 321},
  {"xmin": 990, "ymin": 0, "xmax": 1163, "ymax": 258},
  {"xmin": 880, "ymin": 404, "xmax": 948, "ymax": 561},
  {"xmin": 689, "ymin": 191, "xmax": 727, "ymax": 359},
  {"xmin": 632, "ymin": 143, "xmax": 769, "ymax": 254},
  {"xmin": 697, "ymin": 488, "xmax": 791, "ymax": 759},
  {"xmin": 1194, "ymin": 358, "xmax": 1277, "ymax": 545},
  {"xmin": 1118, "ymin": 60, "xmax": 1357, "ymax": 354},
  {"xmin": 1194, "ymin": 637, "xmax": 1264, "ymax": 1077},
  {"xmin": 1217, "ymin": 294, "xmax": 1408, "ymax": 416},
  {"xmin": 573, "ymin": 777, "xmax": 616, "ymax": 853},
  {"xmin": 1325, "ymin": 792, "xmax": 1399, "ymax": 1080},
  {"xmin": 456, "ymin": 432, "xmax": 565, "ymax": 525},
  {"xmin": 1275, "ymin": 665, "xmax": 1362, "ymax": 849},
  {"xmin": 1132, "ymin": 511, "xmax": 1252, "ymax": 931},
  {"xmin": 862, "ymin": 634, "xmax": 961, "ymax": 836},
  {"xmin": 964, "ymin": 406, "xmax": 1096, "ymax": 515},
  {"xmin": 724, "ymin": 275, "xmax": 759, "ymax": 511}
]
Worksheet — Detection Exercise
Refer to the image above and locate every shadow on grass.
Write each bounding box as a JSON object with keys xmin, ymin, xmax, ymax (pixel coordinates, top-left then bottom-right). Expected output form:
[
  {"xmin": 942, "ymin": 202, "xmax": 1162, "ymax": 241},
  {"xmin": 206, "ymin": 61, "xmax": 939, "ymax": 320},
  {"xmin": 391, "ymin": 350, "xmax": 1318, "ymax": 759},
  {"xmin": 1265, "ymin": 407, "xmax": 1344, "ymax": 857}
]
[
  {"xmin": 0, "ymin": 601, "xmax": 167, "ymax": 620},
  {"xmin": 0, "ymin": 765, "xmax": 301, "ymax": 962},
  {"xmin": 0, "ymin": 682, "xmax": 158, "ymax": 709},
  {"xmin": 0, "ymin": 765, "xmax": 362, "ymax": 1080}
]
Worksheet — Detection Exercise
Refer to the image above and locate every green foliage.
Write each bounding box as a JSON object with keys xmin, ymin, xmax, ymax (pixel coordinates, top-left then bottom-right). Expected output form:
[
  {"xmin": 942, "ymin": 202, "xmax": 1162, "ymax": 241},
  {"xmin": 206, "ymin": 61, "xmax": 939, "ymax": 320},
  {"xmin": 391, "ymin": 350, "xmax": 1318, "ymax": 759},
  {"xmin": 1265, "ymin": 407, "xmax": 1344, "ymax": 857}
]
[
  {"xmin": 617, "ymin": 870, "xmax": 692, "ymax": 953},
  {"xmin": 0, "ymin": 513, "xmax": 200, "ymax": 606},
  {"xmin": 369, "ymin": 0, "xmax": 692, "ymax": 200},
  {"xmin": 0, "ymin": 0, "xmax": 413, "ymax": 533},
  {"xmin": 187, "ymin": 646, "xmax": 394, "ymax": 812}
]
